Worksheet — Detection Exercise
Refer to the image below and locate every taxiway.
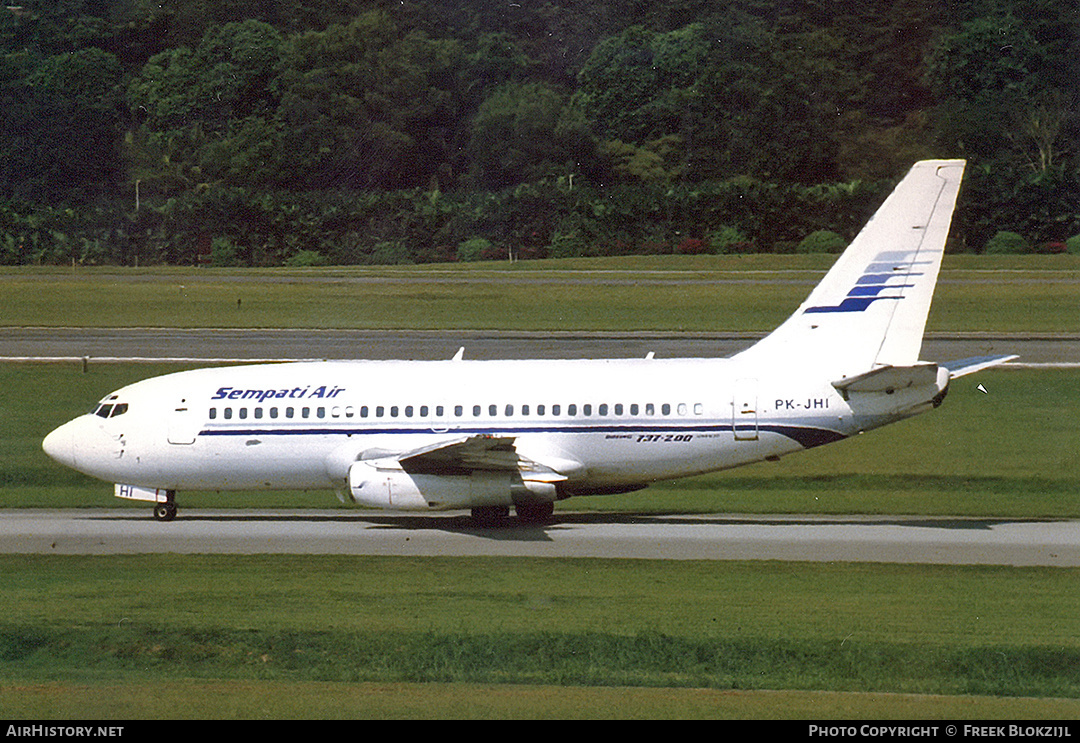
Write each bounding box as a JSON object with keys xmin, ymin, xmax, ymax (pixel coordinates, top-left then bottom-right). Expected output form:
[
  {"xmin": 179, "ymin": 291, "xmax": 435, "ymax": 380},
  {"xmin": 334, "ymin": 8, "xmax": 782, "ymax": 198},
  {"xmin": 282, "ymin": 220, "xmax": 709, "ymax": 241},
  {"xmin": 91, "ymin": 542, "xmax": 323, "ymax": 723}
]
[{"xmin": 3, "ymin": 509, "xmax": 1078, "ymax": 567}]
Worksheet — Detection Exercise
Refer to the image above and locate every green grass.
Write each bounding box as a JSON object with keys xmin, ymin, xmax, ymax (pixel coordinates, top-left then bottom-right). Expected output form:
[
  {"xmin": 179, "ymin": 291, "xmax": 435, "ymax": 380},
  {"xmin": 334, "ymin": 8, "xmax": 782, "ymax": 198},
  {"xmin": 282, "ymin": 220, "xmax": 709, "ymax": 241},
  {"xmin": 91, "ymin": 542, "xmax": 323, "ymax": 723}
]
[
  {"xmin": 7, "ymin": 680, "xmax": 1080, "ymax": 720},
  {"xmin": 1, "ymin": 555, "xmax": 1079, "ymax": 718},
  {"xmin": 4, "ymin": 255, "xmax": 1080, "ymax": 332},
  {"xmin": 3, "ymin": 366, "xmax": 1076, "ymax": 717},
  {"xmin": 3, "ymin": 255, "xmax": 1079, "ymax": 718},
  {"xmin": 6, "ymin": 680, "xmax": 1080, "ymax": 720}
]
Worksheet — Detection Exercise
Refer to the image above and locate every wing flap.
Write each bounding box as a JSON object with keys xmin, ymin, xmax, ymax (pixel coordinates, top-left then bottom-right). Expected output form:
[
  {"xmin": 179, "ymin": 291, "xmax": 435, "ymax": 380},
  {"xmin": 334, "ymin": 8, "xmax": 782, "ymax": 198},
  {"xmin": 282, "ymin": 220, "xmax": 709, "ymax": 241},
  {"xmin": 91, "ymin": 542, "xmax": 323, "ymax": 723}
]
[{"xmin": 395, "ymin": 434, "xmax": 568, "ymax": 482}]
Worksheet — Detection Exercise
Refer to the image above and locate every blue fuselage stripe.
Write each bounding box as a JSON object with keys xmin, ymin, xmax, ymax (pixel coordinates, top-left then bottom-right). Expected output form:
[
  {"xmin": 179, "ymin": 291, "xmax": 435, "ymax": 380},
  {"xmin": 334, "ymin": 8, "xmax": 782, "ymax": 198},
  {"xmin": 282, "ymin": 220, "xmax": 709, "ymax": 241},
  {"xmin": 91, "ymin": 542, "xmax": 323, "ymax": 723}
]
[{"xmin": 199, "ymin": 422, "xmax": 844, "ymax": 448}]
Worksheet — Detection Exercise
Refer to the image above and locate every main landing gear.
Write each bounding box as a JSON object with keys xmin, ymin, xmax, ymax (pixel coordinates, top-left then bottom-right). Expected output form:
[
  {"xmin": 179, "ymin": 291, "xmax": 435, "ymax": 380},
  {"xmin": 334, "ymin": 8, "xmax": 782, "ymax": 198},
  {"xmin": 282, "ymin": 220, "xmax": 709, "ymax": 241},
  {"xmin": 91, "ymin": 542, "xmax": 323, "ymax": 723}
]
[{"xmin": 153, "ymin": 490, "xmax": 178, "ymax": 522}]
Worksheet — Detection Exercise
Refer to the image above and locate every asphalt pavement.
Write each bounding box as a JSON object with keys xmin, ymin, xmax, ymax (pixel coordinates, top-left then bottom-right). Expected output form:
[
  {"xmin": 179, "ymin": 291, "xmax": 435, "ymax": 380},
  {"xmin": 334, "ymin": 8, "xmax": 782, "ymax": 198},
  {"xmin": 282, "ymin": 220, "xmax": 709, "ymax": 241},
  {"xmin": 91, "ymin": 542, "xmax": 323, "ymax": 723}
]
[{"xmin": 1, "ymin": 327, "xmax": 1076, "ymax": 365}]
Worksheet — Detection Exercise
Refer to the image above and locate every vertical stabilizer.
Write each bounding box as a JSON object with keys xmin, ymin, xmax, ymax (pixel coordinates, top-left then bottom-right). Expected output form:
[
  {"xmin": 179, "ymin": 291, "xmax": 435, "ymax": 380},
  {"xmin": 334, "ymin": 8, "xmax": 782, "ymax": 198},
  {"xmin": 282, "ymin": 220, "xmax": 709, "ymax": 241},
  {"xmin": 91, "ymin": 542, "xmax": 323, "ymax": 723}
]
[{"xmin": 733, "ymin": 160, "xmax": 966, "ymax": 375}]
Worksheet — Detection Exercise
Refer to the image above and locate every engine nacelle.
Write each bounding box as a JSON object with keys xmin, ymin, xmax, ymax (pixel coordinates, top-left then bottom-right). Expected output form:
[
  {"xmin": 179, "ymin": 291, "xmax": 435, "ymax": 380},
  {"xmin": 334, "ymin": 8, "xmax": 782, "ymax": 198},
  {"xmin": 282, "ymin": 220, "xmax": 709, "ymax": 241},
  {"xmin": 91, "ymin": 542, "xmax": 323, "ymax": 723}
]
[{"xmin": 347, "ymin": 459, "xmax": 557, "ymax": 511}]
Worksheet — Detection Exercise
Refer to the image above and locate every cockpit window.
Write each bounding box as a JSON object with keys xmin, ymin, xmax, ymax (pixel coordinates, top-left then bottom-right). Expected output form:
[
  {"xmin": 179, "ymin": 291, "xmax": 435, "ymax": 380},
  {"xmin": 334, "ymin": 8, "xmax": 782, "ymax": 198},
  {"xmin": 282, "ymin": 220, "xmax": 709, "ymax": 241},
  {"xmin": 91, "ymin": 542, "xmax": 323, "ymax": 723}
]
[{"xmin": 92, "ymin": 397, "xmax": 128, "ymax": 418}]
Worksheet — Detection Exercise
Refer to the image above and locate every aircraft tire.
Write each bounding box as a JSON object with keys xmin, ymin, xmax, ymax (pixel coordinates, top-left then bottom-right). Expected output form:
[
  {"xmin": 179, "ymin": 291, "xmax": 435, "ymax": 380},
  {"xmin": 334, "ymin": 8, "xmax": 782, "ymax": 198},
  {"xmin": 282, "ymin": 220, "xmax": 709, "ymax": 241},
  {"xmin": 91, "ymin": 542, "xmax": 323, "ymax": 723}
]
[{"xmin": 153, "ymin": 502, "xmax": 177, "ymax": 522}]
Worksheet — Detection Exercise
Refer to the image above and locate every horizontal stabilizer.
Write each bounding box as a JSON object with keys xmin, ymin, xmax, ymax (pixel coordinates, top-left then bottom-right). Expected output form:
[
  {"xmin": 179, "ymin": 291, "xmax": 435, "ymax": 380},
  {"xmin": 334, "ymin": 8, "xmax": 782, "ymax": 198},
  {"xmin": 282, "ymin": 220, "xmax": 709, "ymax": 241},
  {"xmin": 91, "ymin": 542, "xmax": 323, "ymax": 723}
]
[
  {"xmin": 942, "ymin": 354, "xmax": 1018, "ymax": 378},
  {"xmin": 833, "ymin": 363, "xmax": 939, "ymax": 395}
]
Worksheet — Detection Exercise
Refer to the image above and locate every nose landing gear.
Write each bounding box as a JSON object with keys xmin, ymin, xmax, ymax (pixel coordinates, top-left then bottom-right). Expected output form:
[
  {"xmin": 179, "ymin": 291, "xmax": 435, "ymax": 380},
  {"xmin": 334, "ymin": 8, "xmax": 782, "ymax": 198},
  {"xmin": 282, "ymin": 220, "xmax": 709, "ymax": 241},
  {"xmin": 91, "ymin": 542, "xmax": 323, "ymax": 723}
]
[{"xmin": 152, "ymin": 490, "xmax": 178, "ymax": 522}]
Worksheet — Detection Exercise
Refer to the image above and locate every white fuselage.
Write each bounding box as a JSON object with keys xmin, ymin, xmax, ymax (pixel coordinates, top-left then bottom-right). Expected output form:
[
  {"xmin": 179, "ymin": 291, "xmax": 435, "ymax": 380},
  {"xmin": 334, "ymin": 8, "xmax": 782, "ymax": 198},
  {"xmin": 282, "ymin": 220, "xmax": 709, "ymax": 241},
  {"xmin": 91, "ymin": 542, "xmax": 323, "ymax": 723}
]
[
  {"xmin": 41, "ymin": 354, "xmax": 943, "ymax": 507},
  {"xmin": 40, "ymin": 160, "xmax": 977, "ymax": 518}
]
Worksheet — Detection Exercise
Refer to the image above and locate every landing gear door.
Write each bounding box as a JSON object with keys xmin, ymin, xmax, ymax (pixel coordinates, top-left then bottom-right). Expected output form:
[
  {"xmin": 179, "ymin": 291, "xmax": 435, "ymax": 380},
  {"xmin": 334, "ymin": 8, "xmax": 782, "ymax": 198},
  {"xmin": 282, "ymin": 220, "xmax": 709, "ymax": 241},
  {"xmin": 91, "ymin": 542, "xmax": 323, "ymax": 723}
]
[
  {"xmin": 732, "ymin": 378, "xmax": 759, "ymax": 441},
  {"xmin": 168, "ymin": 399, "xmax": 200, "ymax": 445}
]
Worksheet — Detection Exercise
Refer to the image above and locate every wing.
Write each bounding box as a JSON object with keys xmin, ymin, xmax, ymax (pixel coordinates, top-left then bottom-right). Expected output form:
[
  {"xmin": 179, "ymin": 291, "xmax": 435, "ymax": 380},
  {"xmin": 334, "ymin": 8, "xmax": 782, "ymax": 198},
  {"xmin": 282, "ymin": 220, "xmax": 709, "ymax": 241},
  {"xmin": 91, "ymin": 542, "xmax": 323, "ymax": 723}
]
[{"xmin": 394, "ymin": 434, "xmax": 568, "ymax": 483}]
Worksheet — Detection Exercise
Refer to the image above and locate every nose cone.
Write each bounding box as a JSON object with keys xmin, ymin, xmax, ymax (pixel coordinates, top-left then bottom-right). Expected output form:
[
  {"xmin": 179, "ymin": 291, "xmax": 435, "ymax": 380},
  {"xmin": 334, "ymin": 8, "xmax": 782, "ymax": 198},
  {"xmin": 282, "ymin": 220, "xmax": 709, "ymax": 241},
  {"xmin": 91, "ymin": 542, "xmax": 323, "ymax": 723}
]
[{"xmin": 43, "ymin": 420, "xmax": 77, "ymax": 469}]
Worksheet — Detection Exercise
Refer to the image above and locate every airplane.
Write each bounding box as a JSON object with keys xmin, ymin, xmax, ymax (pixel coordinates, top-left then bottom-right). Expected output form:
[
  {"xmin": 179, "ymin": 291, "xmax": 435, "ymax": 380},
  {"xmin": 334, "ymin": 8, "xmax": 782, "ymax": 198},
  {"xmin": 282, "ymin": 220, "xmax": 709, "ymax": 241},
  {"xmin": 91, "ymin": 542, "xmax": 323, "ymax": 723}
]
[{"xmin": 43, "ymin": 160, "xmax": 1015, "ymax": 524}]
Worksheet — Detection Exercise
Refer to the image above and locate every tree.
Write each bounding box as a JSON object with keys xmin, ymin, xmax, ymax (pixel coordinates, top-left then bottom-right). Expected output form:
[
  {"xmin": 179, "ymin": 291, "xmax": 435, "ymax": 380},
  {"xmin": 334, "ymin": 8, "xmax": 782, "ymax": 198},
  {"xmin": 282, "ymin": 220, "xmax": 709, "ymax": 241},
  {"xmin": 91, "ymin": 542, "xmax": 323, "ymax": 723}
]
[
  {"xmin": 1, "ymin": 46, "xmax": 125, "ymax": 203},
  {"xmin": 928, "ymin": 12, "xmax": 1074, "ymax": 169},
  {"xmin": 129, "ymin": 20, "xmax": 284, "ymax": 134},
  {"xmin": 126, "ymin": 19, "xmax": 286, "ymax": 192},
  {"xmin": 466, "ymin": 81, "xmax": 587, "ymax": 188},
  {"xmin": 928, "ymin": 8, "xmax": 1080, "ymax": 244},
  {"xmin": 274, "ymin": 10, "xmax": 464, "ymax": 190},
  {"xmin": 575, "ymin": 24, "xmax": 713, "ymax": 148}
]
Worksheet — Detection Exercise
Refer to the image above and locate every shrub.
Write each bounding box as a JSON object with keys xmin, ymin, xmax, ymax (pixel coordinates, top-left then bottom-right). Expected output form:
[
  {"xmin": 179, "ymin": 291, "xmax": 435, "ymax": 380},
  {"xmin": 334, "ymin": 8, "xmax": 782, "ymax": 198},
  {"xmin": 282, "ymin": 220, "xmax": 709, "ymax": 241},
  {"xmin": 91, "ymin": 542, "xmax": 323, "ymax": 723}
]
[
  {"xmin": 457, "ymin": 237, "xmax": 491, "ymax": 262},
  {"xmin": 796, "ymin": 230, "xmax": 846, "ymax": 254},
  {"xmin": 547, "ymin": 231, "xmax": 590, "ymax": 259},
  {"xmin": 1036, "ymin": 242, "xmax": 1067, "ymax": 255},
  {"xmin": 706, "ymin": 226, "xmax": 751, "ymax": 254},
  {"xmin": 284, "ymin": 249, "xmax": 327, "ymax": 267},
  {"xmin": 210, "ymin": 237, "xmax": 242, "ymax": 267},
  {"xmin": 371, "ymin": 241, "xmax": 412, "ymax": 265},
  {"xmin": 675, "ymin": 237, "xmax": 707, "ymax": 254},
  {"xmin": 1065, "ymin": 235, "xmax": 1080, "ymax": 254},
  {"xmin": 984, "ymin": 231, "xmax": 1030, "ymax": 255}
]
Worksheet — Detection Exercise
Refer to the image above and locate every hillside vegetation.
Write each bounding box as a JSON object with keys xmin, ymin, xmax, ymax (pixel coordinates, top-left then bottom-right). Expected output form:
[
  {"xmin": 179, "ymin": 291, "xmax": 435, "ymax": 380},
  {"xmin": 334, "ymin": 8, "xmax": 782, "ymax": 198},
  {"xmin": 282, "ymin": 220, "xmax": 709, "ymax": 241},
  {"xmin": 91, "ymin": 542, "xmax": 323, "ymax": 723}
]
[{"xmin": 2, "ymin": 0, "xmax": 1078, "ymax": 266}]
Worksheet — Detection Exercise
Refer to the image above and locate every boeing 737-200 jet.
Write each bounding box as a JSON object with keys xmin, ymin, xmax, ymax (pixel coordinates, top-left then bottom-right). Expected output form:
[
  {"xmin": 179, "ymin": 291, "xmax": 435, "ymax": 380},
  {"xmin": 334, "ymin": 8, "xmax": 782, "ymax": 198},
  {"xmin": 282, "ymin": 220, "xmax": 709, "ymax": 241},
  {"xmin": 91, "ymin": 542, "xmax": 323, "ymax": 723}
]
[{"xmin": 43, "ymin": 160, "xmax": 1015, "ymax": 523}]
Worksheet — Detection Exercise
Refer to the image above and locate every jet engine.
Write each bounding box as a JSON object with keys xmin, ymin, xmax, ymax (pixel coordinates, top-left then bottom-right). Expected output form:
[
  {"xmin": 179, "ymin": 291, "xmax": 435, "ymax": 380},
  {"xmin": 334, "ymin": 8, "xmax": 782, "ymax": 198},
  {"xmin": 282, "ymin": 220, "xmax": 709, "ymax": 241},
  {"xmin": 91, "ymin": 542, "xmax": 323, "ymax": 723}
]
[{"xmin": 347, "ymin": 459, "xmax": 557, "ymax": 511}]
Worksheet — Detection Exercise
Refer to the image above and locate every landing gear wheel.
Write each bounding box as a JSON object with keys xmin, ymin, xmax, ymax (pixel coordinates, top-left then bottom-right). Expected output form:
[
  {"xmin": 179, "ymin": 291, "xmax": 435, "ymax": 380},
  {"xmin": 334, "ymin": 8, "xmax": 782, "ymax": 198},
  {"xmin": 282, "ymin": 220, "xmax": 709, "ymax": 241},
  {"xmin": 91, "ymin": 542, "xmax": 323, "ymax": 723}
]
[
  {"xmin": 153, "ymin": 501, "xmax": 177, "ymax": 522},
  {"xmin": 515, "ymin": 501, "xmax": 555, "ymax": 524},
  {"xmin": 470, "ymin": 505, "xmax": 510, "ymax": 526}
]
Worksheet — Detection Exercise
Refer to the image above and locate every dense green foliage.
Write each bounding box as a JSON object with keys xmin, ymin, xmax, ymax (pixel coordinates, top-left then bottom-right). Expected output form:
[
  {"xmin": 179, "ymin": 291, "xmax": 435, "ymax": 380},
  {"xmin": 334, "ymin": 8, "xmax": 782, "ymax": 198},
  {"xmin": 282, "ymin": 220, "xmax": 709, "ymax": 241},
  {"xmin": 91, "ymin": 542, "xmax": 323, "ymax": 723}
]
[{"xmin": 1, "ymin": 0, "xmax": 1078, "ymax": 265}]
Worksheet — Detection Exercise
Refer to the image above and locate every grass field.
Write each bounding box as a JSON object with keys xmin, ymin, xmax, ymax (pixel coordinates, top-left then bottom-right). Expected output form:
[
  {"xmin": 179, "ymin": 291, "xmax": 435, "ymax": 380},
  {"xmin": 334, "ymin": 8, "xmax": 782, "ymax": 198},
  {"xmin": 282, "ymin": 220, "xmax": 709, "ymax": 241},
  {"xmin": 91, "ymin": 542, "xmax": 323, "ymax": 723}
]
[
  {"xmin": 3, "ymin": 254, "xmax": 1080, "ymax": 332},
  {"xmin": 2, "ymin": 556, "xmax": 1079, "ymax": 719},
  {"xmin": 2, "ymin": 256, "xmax": 1079, "ymax": 718}
]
